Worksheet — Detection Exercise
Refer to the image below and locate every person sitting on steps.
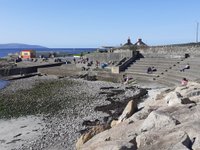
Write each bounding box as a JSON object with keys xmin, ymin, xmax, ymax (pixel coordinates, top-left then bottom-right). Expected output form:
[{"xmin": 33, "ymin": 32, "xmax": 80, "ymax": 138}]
[
  {"xmin": 180, "ymin": 63, "xmax": 190, "ymax": 72},
  {"xmin": 181, "ymin": 78, "xmax": 188, "ymax": 86},
  {"xmin": 152, "ymin": 66, "xmax": 157, "ymax": 72},
  {"xmin": 122, "ymin": 74, "xmax": 133, "ymax": 85},
  {"xmin": 147, "ymin": 67, "xmax": 152, "ymax": 74}
]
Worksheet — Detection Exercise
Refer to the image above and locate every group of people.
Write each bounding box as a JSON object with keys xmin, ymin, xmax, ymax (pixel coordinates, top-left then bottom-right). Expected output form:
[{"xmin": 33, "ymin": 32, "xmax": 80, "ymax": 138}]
[
  {"xmin": 180, "ymin": 63, "xmax": 190, "ymax": 85},
  {"xmin": 147, "ymin": 66, "xmax": 157, "ymax": 74}
]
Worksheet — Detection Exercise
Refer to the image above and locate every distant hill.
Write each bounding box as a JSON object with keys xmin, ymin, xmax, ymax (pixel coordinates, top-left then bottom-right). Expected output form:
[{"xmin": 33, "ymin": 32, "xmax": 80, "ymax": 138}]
[{"xmin": 0, "ymin": 43, "xmax": 47, "ymax": 49}]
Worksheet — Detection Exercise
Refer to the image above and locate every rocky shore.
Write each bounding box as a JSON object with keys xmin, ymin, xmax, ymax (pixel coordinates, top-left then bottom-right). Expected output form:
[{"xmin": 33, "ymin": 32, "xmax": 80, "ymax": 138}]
[
  {"xmin": 78, "ymin": 82, "xmax": 200, "ymax": 150},
  {"xmin": 0, "ymin": 75, "xmax": 148, "ymax": 150},
  {"xmin": 3, "ymin": 74, "xmax": 198, "ymax": 150}
]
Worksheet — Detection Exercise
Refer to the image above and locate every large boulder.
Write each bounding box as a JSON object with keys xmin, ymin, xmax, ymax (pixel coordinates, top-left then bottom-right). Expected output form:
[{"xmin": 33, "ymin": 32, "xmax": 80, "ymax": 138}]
[
  {"xmin": 80, "ymin": 140, "xmax": 137, "ymax": 150},
  {"xmin": 164, "ymin": 91, "xmax": 182, "ymax": 106},
  {"xmin": 116, "ymin": 100, "xmax": 138, "ymax": 124},
  {"xmin": 110, "ymin": 99, "xmax": 139, "ymax": 128},
  {"xmin": 179, "ymin": 121, "xmax": 200, "ymax": 150},
  {"xmin": 78, "ymin": 82, "xmax": 200, "ymax": 150},
  {"xmin": 137, "ymin": 131, "xmax": 192, "ymax": 150},
  {"xmin": 174, "ymin": 82, "xmax": 200, "ymax": 104},
  {"xmin": 80, "ymin": 120, "xmax": 143, "ymax": 150},
  {"xmin": 155, "ymin": 103, "xmax": 200, "ymax": 124},
  {"xmin": 76, "ymin": 125, "xmax": 109, "ymax": 150},
  {"xmin": 140, "ymin": 110, "xmax": 179, "ymax": 132}
]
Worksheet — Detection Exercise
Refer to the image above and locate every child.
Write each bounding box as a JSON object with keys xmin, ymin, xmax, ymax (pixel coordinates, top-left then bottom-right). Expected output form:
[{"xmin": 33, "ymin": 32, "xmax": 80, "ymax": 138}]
[{"xmin": 181, "ymin": 78, "xmax": 188, "ymax": 86}]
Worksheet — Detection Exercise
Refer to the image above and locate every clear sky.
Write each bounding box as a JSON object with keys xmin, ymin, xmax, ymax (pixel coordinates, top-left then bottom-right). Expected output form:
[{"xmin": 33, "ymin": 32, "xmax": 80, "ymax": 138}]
[{"xmin": 0, "ymin": 0, "xmax": 200, "ymax": 48}]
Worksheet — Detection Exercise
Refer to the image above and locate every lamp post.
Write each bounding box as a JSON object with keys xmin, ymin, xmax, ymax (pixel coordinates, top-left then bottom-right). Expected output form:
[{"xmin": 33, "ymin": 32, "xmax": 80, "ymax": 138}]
[{"xmin": 196, "ymin": 22, "xmax": 199, "ymax": 43}]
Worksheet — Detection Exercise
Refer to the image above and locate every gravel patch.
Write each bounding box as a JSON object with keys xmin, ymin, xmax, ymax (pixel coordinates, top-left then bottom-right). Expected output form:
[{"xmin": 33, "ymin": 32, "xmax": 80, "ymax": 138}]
[{"xmin": 0, "ymin": 75, "xmax": 127, "ymax": 150}]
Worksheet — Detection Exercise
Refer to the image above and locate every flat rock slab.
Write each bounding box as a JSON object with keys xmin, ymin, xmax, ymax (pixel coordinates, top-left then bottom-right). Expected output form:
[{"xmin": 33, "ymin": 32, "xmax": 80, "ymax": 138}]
[{"xmin": 0, "ymin": 116, "xmax": 44, "ymax": 150}]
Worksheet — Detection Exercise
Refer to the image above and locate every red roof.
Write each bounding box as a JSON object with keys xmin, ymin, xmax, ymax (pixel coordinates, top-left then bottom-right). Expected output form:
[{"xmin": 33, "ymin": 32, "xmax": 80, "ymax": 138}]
[{"xmin": 21, "ymin": 50, "xmax": 33, "ymax": 52}]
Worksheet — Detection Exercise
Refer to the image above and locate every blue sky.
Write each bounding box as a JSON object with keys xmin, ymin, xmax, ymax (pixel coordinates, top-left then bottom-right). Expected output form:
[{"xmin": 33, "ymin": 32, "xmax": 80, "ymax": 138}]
[{"xmin": 0, "ymin": 0, "xmax": 199, "ymax": 48}]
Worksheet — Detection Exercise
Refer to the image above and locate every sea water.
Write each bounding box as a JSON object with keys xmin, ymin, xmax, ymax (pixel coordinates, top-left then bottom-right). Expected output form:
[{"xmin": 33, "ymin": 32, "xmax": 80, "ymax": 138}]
[
  {"xmin": 0, "ymin": 48, "xmax": 96, "ymax": 88},
  {"xmin": 0, "ymin": 80, "xmax": 8, "ymax": 90},
  {"xmin": 0, "ymin": 48, "xmax": 97, "ymax": 58}
]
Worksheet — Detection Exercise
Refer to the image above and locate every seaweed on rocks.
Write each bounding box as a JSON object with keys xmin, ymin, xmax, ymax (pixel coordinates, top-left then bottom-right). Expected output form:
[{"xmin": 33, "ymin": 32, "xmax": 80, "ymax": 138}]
[
  {"xmin": 0, "ymin": 79, "xmax": 82, "ymax": 119},
  {"xmin": 83, "ymin": 86, "xmax": 148, "ymax": 133},
  {"xmin": 100, "ymin": 87, "xmax": 115, "ymax": 90},
  {"xmin": 0, "ymin": 76, "xmax": 148, "ymax": 150}
]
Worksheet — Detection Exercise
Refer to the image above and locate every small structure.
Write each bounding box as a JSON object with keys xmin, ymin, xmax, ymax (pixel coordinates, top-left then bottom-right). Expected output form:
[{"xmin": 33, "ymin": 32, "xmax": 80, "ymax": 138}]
[
  {"xmin": 20, "ymin": 50, "xmax": 36, "ymax": 59},
  {"xmin": 134, "ymin": 38, "xmax": 147, "ymax": 46},
  {"xmin": 124, "ymin": 37, "xmax": 133, "ymax": 46}
]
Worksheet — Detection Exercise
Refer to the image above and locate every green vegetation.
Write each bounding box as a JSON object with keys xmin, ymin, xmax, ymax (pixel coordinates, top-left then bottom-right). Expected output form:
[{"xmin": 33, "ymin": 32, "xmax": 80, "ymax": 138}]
[
  {"xmin": 0, "ymin": 58, "xmax": 7, "ymax": 61},
  {"xmin": 0, "ymin": 79, "xmax": 81, "ymax": 119},
  {"xmin": 73, "ymin": 54, "xmax": 81, "ymax": 57},
  {"xmin": 73, "ymin": 51, "xmax": 92, "ymax": 57}
]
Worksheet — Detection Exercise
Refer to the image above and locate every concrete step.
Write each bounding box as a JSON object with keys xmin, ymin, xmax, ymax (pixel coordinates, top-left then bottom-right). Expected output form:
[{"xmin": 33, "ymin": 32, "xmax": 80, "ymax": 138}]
[
  {"xmin": 137, "ymin": 60, "xmax": 181, "ymax": 64},
  {"xmin": 179, "ymin": 60, "xmax": 200, "ymax": 64},
  {"xmin": 156, "ymin": 76, "xmax": 180, "ymax": 86},
  {"xmin": 160, "ymin": 73, "xmax": 190, "ymax": 82},
  {"xmin": 128, "ymin": 65, "xmax": 173, "ymax": 71},
  {"xmin": 156, "ymin": 78, "xmax": 177, "ymax": 87},
  {"xmin": 132, "ymin": 62, "xmax": 176, "ymax": 66},
  {"xmin": 157, "ymin": 71, "xmax": 198, "ymax": 85},
  {"xmin": 167, "ymin": 69, "xmax": 200, "ymax": 79},
  {"xmin": 139, "ymin": 58, "xmax": 182, "ymax": 61},
  {"xmin": 125, "ymin": 71, "xmax": 158, "ymax": 78},
  {"xmin": 126, "ymin": 68, "xmax": 164, "ymax": 75}
]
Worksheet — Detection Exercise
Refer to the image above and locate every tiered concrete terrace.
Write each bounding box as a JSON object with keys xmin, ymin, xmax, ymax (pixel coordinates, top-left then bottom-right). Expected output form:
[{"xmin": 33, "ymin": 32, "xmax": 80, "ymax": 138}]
[{"xmin": 123, "ymin": 43, "xmax": 200, "ymax": 87}]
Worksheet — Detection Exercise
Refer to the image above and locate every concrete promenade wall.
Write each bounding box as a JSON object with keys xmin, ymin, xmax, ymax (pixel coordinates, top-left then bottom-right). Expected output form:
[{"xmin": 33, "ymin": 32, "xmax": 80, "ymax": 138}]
[
  {"xmin": 0, "ymin": 62, "xmax": 64, "ymax": 76},
  {"xmin": 38, "ymin": 64, "xmax": 82, "ymax": 77},
  {"xmin": 139, "ymin": 45, "xmax": 200, "ymax": 58},
  {"xmin": 0, "ymin": 67, "xmax": 37, "ymax": 76},
  {"xmin": 89, "ymin": 70, "xmax": 122, "ymax": 83},
  {"xmin": 85, "ymin": 50, "xmax": 134, "ymax": 62}
]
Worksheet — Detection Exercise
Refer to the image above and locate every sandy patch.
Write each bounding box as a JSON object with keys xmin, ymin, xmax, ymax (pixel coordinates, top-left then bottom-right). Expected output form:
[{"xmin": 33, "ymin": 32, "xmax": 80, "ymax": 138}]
[{"xmin": 0, "ymin": 116, "xmax": 44, "ymax": 150}]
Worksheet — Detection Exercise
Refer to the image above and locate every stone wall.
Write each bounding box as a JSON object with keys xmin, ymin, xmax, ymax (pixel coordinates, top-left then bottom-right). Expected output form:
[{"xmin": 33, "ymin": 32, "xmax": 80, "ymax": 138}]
[
  {"xmin": 85, "ymin": 50, "xmax": 134, "ymax": 63},
  {"xmin": 112, "ymin": 53, "xmax": 139, "ymax": 74},
  {"xmin": 38, "ymin": 64, "xmax": 82, "ymax": 76},
  {"xmin": 0, "ymin": 63, "xmax": 64, "ymax": 76},
  {"xmin": 139, "ymin": 45, "xmax": 200, "ymax": 58},
  {"xmin": 90, "ymin": 71, "xmax": 123, "ymax": 83},
  {"xmin": 0, "ymin": 67, "xmax": 38, "ymax": 76}
]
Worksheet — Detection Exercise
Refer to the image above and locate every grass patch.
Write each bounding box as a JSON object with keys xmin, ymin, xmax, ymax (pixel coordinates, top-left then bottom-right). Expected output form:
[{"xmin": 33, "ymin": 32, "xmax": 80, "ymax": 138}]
[{"xmin": 0, "ymin": 79, "xmax": 81, "ymax": 119}]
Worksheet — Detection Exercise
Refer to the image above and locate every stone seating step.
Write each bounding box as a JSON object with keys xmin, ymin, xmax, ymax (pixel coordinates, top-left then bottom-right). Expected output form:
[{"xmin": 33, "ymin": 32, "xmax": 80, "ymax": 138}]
[
  {"xmin": 160, "ymin": 72, "xmax": 194, "ymax": 82},
  {"xmin": 168, "ymin": 69, "xmax": 200, "ymax": 79},
  {"xmin": 128, "ymin": 65, "xmax": 175, "ymax": 71},
  {"xmin": 140, "ymin": 57, "xmax": 181, "ymax": 59},
  {"xmin": 134, "ymin": 61, "xmax": 180, "ymax": 66},
  {"xmin": 126, "ymin": 67, "xmax": 163, "ymax": 72},
  {"xmin": 177, "ymin": 63, "xmax": 200, "ymax": 69},
  {"xmin": 156, "ymin": 76, "xmax": 180, "ymax": 86},
  {"xmin": 137, "ymin": 60, "xmax": 181, "ymax": 64},
  {"xmin": 125, "ymin": 71, "xmax": 158, "ymax": 78},
  {"xmin": 128, "ymin": 66, "xmax": 172, "ymax": 72},
  {"xmin": 133, "ymin": 62, "xmax": 177, "ymax": 66},
  {"xmin": 158, "ymin": 71, "xmax": 199, "ymax": 85},
  {"xmin": 126, "ymin": 69, "xmax": 164, "ymax": 76},
  {"xmin": 184, "ymin": 57, "xmax": 200, "ymax": 61},
  {"xmin": 156, "ymin": 78, "xmax": 177, "ymax": 87},
  {"xmin": 140, "ymin": 58, "xmax": 181, "ymax": 61},
  {"xmin": 128, "ymin": 65, "xmax": 173, "ymax": 70},
  {"xmin": 179, "ymin": 60, "xmax": 200, "ymax": 64}
]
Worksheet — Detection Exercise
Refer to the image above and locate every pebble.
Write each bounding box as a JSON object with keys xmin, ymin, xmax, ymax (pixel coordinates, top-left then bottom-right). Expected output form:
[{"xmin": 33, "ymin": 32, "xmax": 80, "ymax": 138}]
[{"xmin": 1, "ymin": 75, "xmax": 141, "ymax": 150}]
